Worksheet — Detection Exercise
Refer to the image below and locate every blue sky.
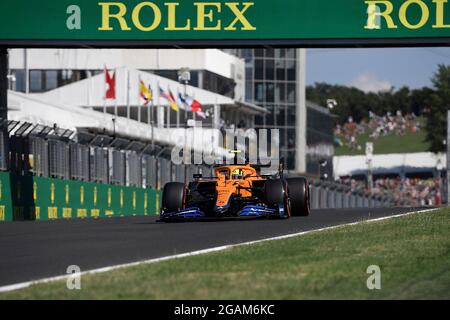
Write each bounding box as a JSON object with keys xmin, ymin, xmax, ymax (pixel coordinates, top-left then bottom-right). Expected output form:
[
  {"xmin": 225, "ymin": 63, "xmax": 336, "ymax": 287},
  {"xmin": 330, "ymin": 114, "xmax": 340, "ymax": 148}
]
[{"xmin": 307, "ymin": 47, "xmax": 450, "ymax": 92}]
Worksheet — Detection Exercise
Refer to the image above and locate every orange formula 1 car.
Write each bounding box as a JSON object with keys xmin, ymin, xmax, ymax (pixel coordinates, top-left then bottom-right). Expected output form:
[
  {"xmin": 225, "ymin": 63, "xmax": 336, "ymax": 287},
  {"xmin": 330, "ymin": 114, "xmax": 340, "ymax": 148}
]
[{"xmin": 160, "ymin": 164, "xmax": 310, "ymax": 221}]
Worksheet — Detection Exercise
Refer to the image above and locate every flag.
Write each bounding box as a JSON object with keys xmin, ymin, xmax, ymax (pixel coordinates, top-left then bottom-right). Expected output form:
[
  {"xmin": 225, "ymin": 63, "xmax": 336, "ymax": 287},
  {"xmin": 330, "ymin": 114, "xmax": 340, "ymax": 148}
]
[
  {"xmin": 196, "ymin": 110, "xmax": 207, "ymax": 119},
  {"xmin": 184, "ymin": 95, "xmax": 206, "ymax": 118},
  {"xmin": 159, "ymin": 86, "xmax": 179, "ymax": 112},
  {"xmin": 139, "ymin": 80, "xmax": 153, "ymax": 105},
  {"xmin": 104, "ymin": 67, "xmax": 116, "ymax": 100},
  {"xmin": 190, "ymin": 99, "xmax": 202, "ymax": 113},
  {"xmin": 177, "ymin": 93, "xmax": 188, "ymax": 110},
  {"xmin": 184, "ymin": 95, "xmax": 202, "ymax": 113}
]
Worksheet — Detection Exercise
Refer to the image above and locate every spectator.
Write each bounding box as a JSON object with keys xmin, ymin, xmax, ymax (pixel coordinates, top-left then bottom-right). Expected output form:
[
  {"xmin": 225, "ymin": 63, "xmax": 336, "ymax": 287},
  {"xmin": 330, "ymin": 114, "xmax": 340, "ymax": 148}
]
[
  {"xmin": 335, "ymin": 111, "xmax": 422, "ymax": 149},
  {"xmin": 338, "ymin": 175, "xmax": 442, "ymax": 207}
]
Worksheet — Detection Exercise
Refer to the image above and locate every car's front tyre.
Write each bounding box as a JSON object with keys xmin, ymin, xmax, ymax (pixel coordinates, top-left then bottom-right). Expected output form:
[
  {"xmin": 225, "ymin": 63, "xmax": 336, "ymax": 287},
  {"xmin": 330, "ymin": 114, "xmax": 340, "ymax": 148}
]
[
  {"xmin": 161, "ymin": 182, "xmax": 186, "ymax": 214},
  {"xmin": 264, "ymin": 179, "xmax": 290, "ymax": 218}
]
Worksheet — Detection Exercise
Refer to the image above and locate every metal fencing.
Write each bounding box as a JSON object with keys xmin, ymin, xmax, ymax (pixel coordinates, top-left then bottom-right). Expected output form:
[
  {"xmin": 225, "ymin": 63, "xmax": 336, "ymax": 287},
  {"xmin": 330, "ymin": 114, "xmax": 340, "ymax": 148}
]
[
  {"xmin": 142, "ymin": 155, "xmax": 156, "ymax": 189},
  {"xmin": 90, "ymin": 146, "xmax": 108, "ymax": 184},
  {"xmin": 69, "ymin": 143, "xmax": 90, "ymax": 182},
  {"xmin": 30, "ymin": 136, "xmax": 49, "ymax": 177},
  {"xmin": 308, "ymin": 180, "xmax": 397, "ymax": 209},
  {"xmin": 0, "ymin": 129, "xmax": 7, "ymax": 171},
  {"xmin": 1, "ymin": 131, "xmax": 215, "ymax": 191},
  {"xmin": 0, "ymin": 121, "xmax": 399, "ymax": 209},
  {"xmin": 48, "ymin": 139, "xmax": 69, "ymax": 179},
  {"xmin": 127, "ymin": 151, "xmax": 142, "ymax": 187}
]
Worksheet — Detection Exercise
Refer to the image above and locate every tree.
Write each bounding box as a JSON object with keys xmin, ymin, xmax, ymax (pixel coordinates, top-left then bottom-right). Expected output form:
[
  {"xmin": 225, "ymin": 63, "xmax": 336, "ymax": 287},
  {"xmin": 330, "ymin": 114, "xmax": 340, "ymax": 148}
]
[
  {"xmin": 411, "ymin": 87, "xmax": 433, "ymax": 116},
  {"xmin": 307, "ymin": 81, "xmax": 438, "ymax": 126},
  {"xmin": 425, "ymin": 65, "xmax": 450, "ymax": 153},
  {"xmin": 306, "ymin": 83, "xmax": 375, "ymax": 124}
]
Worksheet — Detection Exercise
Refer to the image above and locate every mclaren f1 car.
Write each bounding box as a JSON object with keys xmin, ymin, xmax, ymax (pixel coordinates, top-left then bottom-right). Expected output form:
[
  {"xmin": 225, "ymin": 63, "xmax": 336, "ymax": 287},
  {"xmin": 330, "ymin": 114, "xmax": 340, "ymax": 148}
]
[{"xmin": 160, "ymin": 163, "xmax": 310, "ymax": 221}]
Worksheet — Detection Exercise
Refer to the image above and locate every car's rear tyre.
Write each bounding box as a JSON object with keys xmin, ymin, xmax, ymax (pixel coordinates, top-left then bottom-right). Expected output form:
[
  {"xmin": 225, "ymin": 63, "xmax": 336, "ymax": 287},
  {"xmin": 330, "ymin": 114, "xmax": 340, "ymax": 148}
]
[
  {"xmin": 264, "ymin": 179, "xmax": 287, "ymax": 209},
  {"xmin": 286, "ymin": 178, "xmax": 310, "ymax": 216},
  {"xmin": 162, "ymin": 182, "xmax": 185, "ymax": 214}
]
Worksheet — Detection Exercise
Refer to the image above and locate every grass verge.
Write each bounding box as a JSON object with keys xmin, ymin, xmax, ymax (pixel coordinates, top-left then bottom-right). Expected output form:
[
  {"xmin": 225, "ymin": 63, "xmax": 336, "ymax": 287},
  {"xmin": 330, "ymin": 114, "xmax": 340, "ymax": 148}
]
[{"xmin": 1, "ymin": 208, "xmax": 449, "ymax": 300}]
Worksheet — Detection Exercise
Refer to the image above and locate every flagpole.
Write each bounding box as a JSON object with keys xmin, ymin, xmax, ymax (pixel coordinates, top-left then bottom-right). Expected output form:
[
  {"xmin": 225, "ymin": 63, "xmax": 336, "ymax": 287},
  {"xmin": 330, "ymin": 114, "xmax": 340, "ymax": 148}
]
[
  {"xmin": 183, "ymin": 83, "xmax": 188, "ymax": 185},
  {"xmin": 167, "ymin": 88, "xmax": 171, "ymax": 129},
  {"xmin": 103, "ymin": 66, "xmax": 106, "ymax": 114},
  {"xmin": 184, "ymin": 82, "xmax": 188, "ymax": 126},
  {"xmin": 176, "ymin": 88, "xmax": 180, "ymax": 128},
  {"xmin": 127, "ymin": 74, "xmax": 131, "ymax": 119},
  {"xmin": 148, "ymin": 81, "xmax": 154, "ymax": 152},
  {"xmin": 192, "ymin": 92, "xmax": 197, "ymax": 122},
  {"xmin": 138, "ymin": 75, "xmax": 142, "ymax": 123},
  {"xmin": 150, "ymin": 99, "xmax": 154, "ymax": 153},
  {"xmin": 126, "ymin": 69, "xmax": 130, "ymax": 120},
  {"xmin": 114, "ymin": 68, "xmax": 118, "ymax": 117},
  {"xmin": 156, "ymin": 81, "xmax": 160, "ymax": 129},
  {"xmin": 148, "ymin": 99, "xmax": 151, "ymax": 126}
]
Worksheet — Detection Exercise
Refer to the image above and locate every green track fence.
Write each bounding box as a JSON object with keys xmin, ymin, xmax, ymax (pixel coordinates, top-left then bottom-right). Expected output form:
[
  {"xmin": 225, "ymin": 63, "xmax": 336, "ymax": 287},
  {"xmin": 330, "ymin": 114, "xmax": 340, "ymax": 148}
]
[{"xmin": 0, "ymin": 171, "xmax": 161, "ymax": 222}]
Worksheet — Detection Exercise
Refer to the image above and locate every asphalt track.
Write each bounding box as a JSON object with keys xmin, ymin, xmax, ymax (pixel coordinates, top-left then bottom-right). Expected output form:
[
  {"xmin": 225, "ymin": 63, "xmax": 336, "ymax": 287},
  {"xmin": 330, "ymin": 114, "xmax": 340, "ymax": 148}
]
[{"xmin": 0, "ymin": 207, "xmax": 423, "ymax": 287}]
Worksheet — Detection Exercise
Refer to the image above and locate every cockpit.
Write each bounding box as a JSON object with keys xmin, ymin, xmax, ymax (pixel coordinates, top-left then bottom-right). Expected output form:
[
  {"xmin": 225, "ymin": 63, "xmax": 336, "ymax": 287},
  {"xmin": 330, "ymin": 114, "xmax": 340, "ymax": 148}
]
[
  {"xmin": 215, "ymin": 165, "xmax": 257, "ymax": 182},
  {"xmin": 231, "ymin": 169, "xmax": 244, "ymax": 180}
]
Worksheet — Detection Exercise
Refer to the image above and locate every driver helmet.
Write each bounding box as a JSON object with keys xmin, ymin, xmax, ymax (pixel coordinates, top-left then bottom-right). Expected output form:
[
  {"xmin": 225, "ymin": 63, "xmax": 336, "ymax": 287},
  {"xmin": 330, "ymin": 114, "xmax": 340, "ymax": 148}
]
[{"xmin": 231, "ymin": 168, "xmax": 244, "ymax": 180}]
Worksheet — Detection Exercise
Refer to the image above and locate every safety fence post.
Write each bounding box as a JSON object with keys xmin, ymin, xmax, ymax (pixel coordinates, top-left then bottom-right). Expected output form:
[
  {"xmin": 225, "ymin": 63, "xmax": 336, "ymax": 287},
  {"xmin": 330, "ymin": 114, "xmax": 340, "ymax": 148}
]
[
  {"xmin": 357, "ymin": 194, "xmax": 364, "ymax": 208},
  {"xmin": 350, "ymin": 193, "xmax": 356, "ymax": 208},
  {"xmin": 363, "ymin": 196, "xmax": 369, "ymax": 208},
  {"xmin": 343, "ymin": 192, "xmax": 350, "ymax": 208},
  {"xmin": 335, "ymin": 189, "xmax": 343, "ymax": 209},
  {"xmin": 320, "ymin": 184, "xmax": 328, "ymax": 209},
  {"xmin": 311, "ymin": 183, "xmax": 320, "ymax": 210},
  {"xmin": 327, "ymin": 184, "xmax": 335, "ymax": 209}
]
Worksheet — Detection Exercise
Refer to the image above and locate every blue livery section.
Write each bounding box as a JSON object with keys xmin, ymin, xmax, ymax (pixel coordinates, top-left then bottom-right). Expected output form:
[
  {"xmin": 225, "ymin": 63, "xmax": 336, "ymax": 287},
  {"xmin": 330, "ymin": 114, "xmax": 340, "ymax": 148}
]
[
  {"xmin": 161, "ymin": 207, "xmax": 205, "ymax": 219},
  {"xmin": 160, "ymin": 203, "xmax": 288, "ymax": 220},
  {"xmin": 239, "ymin": 205, "xmax": 276, "ymax": 216}
]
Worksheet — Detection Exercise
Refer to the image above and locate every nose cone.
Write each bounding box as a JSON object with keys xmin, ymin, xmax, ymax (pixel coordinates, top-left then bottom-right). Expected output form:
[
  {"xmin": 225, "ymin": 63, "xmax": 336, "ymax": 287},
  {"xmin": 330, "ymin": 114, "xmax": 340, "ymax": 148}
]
[
  {"xmin": 213, "ymin": 205, "xmax": 229, "ymax": 215},
  {"xmin": 215, "ymin": 188, "xmax": 233, "ymax": 215}
]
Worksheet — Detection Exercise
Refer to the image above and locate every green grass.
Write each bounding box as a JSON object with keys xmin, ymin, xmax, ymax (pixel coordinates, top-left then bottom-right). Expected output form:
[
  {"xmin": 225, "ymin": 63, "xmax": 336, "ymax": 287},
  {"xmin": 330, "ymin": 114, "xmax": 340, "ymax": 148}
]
[
  {"xmin": 1, "ymin": 208, "xmax": 449, "ymax": 300},
  {"xmin": 335, "ymin": 127, "xmax": 430, "ymax": 156}
]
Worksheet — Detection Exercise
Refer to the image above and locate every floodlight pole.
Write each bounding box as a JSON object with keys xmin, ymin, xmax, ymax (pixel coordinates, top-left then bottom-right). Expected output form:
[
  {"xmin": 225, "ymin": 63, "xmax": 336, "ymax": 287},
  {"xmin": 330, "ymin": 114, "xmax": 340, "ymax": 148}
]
[
  {"xmin": 24, "ymin": 49, "xmax": 29, "ymax": 94},
  {"xmin": 0, "ymin": 48, "xmax": 9, "ymax": 170},
  {"xmin": 150, "ymin": 102, "xmax": 155, "ymax": 152},
  {"xmin": 295, "ymin": 49, "xmax": 307, "ymax": 173},
  {"xmin": 179, "ymin": 68, "xmax": 191, "ymax": 185},
  {"xmin": 0, "ymin": 49, "xmax": 7, "ymax": 120},
  {"xmin": 184, "ymin": 123, "xmax": 188, "ymax": 185}
]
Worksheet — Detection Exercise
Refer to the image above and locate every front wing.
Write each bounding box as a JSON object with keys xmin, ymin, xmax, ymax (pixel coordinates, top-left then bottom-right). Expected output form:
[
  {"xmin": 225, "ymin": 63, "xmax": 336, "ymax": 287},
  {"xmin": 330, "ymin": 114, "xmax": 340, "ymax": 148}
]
[{"xmin": 160, "ymin": 204, "xmax": 288, "ymax": 221}]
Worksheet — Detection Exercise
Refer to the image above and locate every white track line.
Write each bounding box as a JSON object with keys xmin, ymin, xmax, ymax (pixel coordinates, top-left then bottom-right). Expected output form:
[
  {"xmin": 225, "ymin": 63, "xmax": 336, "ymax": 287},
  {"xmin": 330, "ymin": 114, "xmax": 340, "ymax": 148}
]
[{"xmin": 0, "ymin": 208, "xmax": 439, "ymax": 293}]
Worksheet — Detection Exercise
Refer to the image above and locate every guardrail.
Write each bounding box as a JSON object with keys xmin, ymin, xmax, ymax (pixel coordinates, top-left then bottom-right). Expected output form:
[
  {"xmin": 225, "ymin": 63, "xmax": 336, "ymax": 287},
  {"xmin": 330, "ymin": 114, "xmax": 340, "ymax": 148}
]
[
  {"xmin": 307, "ymin": 180, "xmax": 407, "ymax": 209},
  {"xmin": 0, "ymin": 126, "xmax": 214, "ymax": 191}
]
